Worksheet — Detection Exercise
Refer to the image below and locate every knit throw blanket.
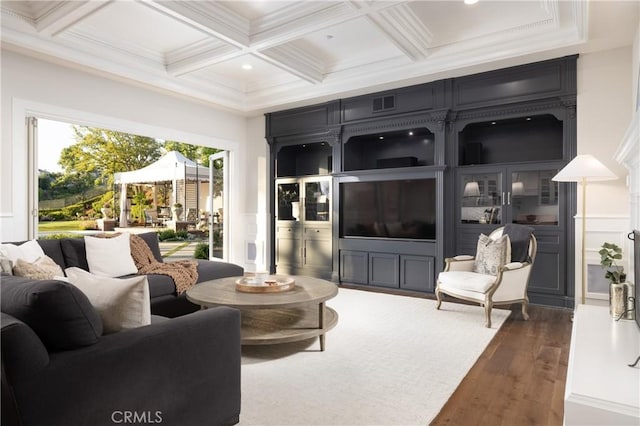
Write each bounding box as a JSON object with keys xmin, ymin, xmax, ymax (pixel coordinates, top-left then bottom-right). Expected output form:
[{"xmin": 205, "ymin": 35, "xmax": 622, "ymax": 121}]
[{"xmin": 129, "ymin": 234, "xmax": 198, "ymax": 294}]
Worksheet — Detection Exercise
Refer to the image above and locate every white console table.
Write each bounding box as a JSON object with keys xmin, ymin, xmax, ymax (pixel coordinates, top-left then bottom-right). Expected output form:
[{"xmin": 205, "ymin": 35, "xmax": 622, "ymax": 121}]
[{"xmin": 564, "ymin": 304, "xmax": 640, "ymax": 425}]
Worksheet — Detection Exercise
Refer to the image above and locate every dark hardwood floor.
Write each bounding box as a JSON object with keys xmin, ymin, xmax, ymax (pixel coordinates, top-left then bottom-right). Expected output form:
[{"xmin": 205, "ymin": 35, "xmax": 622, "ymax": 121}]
[
  {"xmin": 430, "ymin": 304, "xmax": 573, "ymax": 426},
  {"xmin": 339, "ymin": 284, "xmax": 573, "ymax": 425}
]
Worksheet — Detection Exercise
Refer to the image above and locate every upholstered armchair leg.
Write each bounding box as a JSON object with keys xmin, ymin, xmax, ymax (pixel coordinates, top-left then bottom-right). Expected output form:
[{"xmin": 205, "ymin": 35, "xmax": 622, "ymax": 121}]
[
  {"xmin": 435, "ymin": 287, "xmax": 442, "ymax": 310},
  {"xmin": 484, "ymin": 300, "xmax": 493, "ymax": 328},
  {"xmin": 522, "ymin": 297, "xmax": 530, "ymax": 321}
]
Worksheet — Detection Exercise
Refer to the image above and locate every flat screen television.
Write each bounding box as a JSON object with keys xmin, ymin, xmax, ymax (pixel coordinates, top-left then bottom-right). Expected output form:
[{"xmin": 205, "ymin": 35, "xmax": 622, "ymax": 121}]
[{"xmin": 340, "ymin": 178, "xmax": 436, "ymax": 240}]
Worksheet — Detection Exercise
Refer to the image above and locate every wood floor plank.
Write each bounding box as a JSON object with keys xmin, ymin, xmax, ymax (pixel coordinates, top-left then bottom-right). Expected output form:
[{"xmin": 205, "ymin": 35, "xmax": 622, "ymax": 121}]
[{"xmin": 431, "ymin": 304, "xmax": 573, "ymax": 426}]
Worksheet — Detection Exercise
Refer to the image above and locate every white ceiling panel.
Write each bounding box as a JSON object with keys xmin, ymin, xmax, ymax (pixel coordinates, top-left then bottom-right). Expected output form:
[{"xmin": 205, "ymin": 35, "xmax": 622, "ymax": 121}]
[
  {"xmin": 219, "ymin": 0, "xmax": 293, "ymax": 22},
  {"xmin": 292, "ymin": 17, "xmax": 406, "ymax": 72},
  {"xmin": 190, "ymin": 53, "xmax": 301, "ymax": 92},
  {"xmin": 1, "ymin": 0, "xmax": 637, "ymax": 114},
  {"xmin": 409, "ymin": 1, "xmax": 553, "ymax": 47},
  {"xmin": 67, "ymin": 1, "xmax": 209, "ymax": 56}
]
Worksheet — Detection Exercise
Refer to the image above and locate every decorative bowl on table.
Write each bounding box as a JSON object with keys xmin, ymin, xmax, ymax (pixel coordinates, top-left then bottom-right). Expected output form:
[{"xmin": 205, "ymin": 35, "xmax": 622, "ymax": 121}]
[{"xmin": 235, "ymin": 273, "xmax": 295, "ymax": 293}]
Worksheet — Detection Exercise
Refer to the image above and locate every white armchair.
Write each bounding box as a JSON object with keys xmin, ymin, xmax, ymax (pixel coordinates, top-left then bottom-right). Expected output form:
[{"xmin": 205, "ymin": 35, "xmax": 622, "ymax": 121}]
[{"xmin": 435, "ymin": 227, "xmax": 537, "ymax": 327}]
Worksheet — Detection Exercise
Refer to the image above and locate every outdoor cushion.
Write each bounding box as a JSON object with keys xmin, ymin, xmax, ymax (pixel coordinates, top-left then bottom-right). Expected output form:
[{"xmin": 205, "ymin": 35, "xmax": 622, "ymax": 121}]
[{"xmin": 0, "ymin": 276, "xmax": 103, "ymax": 351}]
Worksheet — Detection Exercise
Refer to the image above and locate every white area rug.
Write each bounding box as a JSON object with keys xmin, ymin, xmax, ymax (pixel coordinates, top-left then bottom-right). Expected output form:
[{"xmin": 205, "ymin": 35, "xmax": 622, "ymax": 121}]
[{"xmin": 239, "ymin": 288, "xmax": 510, "ymax": 426}]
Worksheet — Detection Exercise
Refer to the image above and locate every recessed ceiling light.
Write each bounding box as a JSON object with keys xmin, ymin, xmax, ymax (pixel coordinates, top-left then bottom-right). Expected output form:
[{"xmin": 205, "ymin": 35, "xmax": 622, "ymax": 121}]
[
  {"xmin": 409, "ymin": 131, "xmax": 414, "ymax": 136},
  {"xmin": 464, "ymin": 0, "xmax": 479, "ymax": 4},
  {"xmin": 241, "ymin": 64, "xmax": 253, "ymax": 70},
  {"xmin": 491, "ymin": 121, "xmax": 497, "ymax": 125},
  {"xmin": 526, "ymin": 117, "xmax": 532, "ymax": 121},
  {"xmin": 379, "ymin": 136, "xmax": 384, "ymax": 140}
]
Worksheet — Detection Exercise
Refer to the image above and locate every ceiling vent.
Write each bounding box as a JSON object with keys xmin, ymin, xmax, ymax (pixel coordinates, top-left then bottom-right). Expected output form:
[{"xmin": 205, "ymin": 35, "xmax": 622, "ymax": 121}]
[{"xmin": 372, "ymin": 95, "xmax": 396, "ymax": 113}]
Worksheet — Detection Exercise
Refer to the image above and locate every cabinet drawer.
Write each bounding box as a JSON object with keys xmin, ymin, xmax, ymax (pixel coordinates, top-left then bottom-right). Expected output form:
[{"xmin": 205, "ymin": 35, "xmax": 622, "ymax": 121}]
[
  {"xmin": 277, "ymin": 226, "xmax": 298, "ymax": 236},
  {"xmin": 303, "ymin": 227, "xmax": 331, "ymax": 239}
]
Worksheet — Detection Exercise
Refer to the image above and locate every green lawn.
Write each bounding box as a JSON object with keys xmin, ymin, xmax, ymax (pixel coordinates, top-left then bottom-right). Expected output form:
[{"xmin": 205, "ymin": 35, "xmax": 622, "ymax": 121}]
[{"xmin": 38, "ymin": 220, "xmax": 85, "ymax": 231}]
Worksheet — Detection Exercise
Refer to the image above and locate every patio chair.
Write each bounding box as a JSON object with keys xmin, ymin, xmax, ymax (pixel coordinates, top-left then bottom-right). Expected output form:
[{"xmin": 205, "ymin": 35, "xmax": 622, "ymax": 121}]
[{"xmin": 144, "ymin": 209, "xmax": 160, "ymax": 227}]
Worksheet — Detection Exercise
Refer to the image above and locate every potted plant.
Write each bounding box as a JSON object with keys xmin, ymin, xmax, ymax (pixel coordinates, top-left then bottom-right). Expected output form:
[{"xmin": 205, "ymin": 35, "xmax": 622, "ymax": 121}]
[
  {"xmin": 599, "ymin": 242, "xmax": 630, "ymax": 318},
  {"xmin": 599, "ymin": 242, "xmax": 626, "ymax": 284},
  {"xmin": 100, "ymin": 202, "xmax": 112, "ymax": 219},
  {"xmin": 172, "ymin": 203, "xmax": 183, "ymax": 221}
]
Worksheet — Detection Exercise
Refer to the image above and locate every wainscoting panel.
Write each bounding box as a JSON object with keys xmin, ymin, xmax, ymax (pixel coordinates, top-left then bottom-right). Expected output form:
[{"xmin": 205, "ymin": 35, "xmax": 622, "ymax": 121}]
[{"xmin": 576, "ymin": 215, "xmax": 631, "ymax": 305}]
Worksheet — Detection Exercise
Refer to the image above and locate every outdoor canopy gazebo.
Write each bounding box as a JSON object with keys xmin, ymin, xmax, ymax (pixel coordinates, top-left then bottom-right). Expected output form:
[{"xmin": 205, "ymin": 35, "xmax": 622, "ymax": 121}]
[{"xmin": 113, "ymin": 150, "xmax": 210, "ymax": 227}]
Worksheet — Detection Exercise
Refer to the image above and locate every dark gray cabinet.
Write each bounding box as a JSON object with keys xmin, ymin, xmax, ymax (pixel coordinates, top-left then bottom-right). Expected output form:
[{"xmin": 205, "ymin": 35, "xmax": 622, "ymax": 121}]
[
  {"xmin": 267, "ymin": 55, "xmax": 577, "ymax": 307},
  {"xmin": 275, "ymin": 176, "xmax": 332, "ymax": 279},
  {"xmin": 453, "ymin": 114, "xmax": 573, "ymax": 307},
  {"xmin": 339, "ymin": 249, "xmax": 435, "ymax": 292}
]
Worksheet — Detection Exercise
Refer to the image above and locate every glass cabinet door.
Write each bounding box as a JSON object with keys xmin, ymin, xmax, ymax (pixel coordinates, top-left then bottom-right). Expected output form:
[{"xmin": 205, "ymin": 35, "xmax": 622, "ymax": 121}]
[
  {"xmin": 510, "ymin": 169, "xmax": 559, "ymax": 226},
  {"xmin": 277, "ymin": 182, "xmax": 300, "ymax": 221},
  {"xmin": 460, "ymin": 172, "xmax": 503, "ymax": 224},
  {"xmin": 304, "ymin": 179, "xmax": 331, "ymax": 222}
]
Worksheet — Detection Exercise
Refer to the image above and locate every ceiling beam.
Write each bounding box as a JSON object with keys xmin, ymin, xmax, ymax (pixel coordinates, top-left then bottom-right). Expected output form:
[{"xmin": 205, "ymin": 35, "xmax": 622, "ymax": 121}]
[
  {"xmin": 35, "ymin": 1, "xmax": 111, "ymax": 37},
  {"xmin": 365, "ymin": 4, "xmax": 432, "ymax": 62},
  {"xmin": 258, "ymin": 45, "xmax": 324, "ymax": 84},
  {"xmin": 143, "ymin": 0, "xmax": 250, "ymax": 48},
  {"xmin": 166, "ymin": 41, "xmax": 243, "ymax": 76}
]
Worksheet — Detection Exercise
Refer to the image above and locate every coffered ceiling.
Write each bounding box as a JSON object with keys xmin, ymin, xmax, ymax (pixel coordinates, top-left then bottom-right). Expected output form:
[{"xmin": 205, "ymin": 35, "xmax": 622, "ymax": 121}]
[{"xmin": 1, "ymin": 1, "xmax": 638, "ymax": 115}]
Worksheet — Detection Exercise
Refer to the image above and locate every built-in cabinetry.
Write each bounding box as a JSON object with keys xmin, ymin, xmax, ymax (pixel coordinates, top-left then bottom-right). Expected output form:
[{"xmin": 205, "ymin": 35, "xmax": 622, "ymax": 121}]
[
  {"xmin": 451, "ymin": 110, "xmax": 574, "ymax": 307},
  {"xmin": 275, "ymin": 176, "xmax": 332, "ymax": 279},
  {"xmin": 266, "ymin": 55, "xmax": 577, "ymax": 307}
]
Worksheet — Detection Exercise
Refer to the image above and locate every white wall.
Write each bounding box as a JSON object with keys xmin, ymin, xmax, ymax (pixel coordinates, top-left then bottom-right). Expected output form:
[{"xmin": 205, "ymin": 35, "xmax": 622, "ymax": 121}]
[
  {"xmin": 577, "ymin": 46, "xmax": 634, "ymax": 304},
  {"xmin": 0, "ymin": 50, "xmax": 254, "ymax": 265},
  {"xmin": 577, "ymin": 46, "xmax": 632, "ymax": 213},
  {"xmin": 241, "ymin": 115, "xmax": 270, "ymax": 271}
]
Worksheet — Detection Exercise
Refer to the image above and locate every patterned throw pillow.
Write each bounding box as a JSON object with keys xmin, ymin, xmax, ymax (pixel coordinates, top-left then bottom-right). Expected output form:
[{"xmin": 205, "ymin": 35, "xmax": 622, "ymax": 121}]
[
  {"xmin": 13, "ymin": 255, "xmax": 64, "ymax": 280},
  {"xmin": 0, "ymin": 253, "xmax": 13, "ymax": 274},
  {"xmin": 473, "ymin": 234, "xmax": 511, "ymax": 276}
]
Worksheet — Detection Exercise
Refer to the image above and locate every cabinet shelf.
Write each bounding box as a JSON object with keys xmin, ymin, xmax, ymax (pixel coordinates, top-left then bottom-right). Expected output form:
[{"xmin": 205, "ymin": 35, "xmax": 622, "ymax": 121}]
[
  {"xmin": 458, "ymin": 114, "xmax": 563, "ymax": 166},
  {"xmin": 344, "ymin": 127, "xmax": 435, "ymax": 172}
]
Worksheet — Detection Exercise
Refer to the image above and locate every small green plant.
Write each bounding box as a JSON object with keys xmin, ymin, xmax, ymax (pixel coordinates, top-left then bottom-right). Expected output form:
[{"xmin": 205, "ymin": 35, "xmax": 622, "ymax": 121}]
[
  {"xmin": 194, "ymin": 242, "xmax": 209, "ymax": 260},
  {"xmin": 175, "ymin": 230, "xmax": 189, "ymax": 239},
  {"xmin": 40, "ymin": 233, "xmax": 82, "ymax": 240},
  {"xmin": 158, "ymin": 229, "xmax": 176, "ymax": 241},
  {"xmin": 599, "ymin": 242, "xmax": 626, "ymax": 284}
]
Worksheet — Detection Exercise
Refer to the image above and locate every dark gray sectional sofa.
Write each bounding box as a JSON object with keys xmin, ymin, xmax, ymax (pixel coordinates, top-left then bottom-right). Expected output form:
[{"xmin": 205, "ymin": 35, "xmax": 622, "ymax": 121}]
[
  {"xmin": 1, "ymin": 232, "xmax": 244, "ymax": 426},
  {"xmin": 14, "ymin": 232, "xmax": 244, "ymax": 317}
]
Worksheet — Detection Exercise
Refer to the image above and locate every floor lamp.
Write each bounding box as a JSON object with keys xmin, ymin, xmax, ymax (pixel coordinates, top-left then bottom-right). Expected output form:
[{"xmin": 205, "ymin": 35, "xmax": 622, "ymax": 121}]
[{"xmin": 552, "ymin": 155, "xmax": 617, "ymax": 304}]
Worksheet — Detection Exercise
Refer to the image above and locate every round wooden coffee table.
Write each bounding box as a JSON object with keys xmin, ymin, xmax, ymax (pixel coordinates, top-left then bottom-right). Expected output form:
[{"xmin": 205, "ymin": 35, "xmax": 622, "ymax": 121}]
[{"xmin": 186, "ymin": 275, "xmax": 338, "ymax": 351}]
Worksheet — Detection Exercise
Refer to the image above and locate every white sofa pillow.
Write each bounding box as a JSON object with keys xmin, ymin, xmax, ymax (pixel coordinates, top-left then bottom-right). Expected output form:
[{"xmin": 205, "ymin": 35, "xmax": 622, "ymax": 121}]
[
  {"xmin": 0, "ymin": 239, "xmax": 46, "ymax": 264},
  {"xmin": 65, "ymin": 267, "xmax": 151, "ymax": 334},
  {"xmin": 84, "ymin": 232, "xmax": 137, "ymax": 277}
]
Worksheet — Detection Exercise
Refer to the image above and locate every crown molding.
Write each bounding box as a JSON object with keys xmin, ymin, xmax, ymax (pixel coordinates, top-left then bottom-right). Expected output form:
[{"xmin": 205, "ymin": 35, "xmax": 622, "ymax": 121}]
[
  {"xmin": 36, "ymin": 1, "xmax": 108, "ymax": 36},
  {"xmin": 258, "ymin": 44, "xmax": 324, "ymax": 84},
  {"xmin": 166, "ymin": 41, "xmax": 241, "ymax": 76},
  {"xmin": 366, "ymin": 3, "xmax": 432, "ymax": 62},
  {"xmin": 145, "ymin": 0, "xmax": 250, "ymax": 47}
]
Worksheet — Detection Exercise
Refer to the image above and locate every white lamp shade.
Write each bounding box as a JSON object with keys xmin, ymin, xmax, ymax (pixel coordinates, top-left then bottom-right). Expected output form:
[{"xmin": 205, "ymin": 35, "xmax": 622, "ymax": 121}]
[
  {"xmin": 463, "ymin": 181, "xmax": 480, "ymax": 196},
  {"xmin": 552, "ymin": 154, "xmax": 617, "ymax": 182},
  {"xmin": 511, "ymin": 181, "xmax": 525, "ymax": 195}
]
